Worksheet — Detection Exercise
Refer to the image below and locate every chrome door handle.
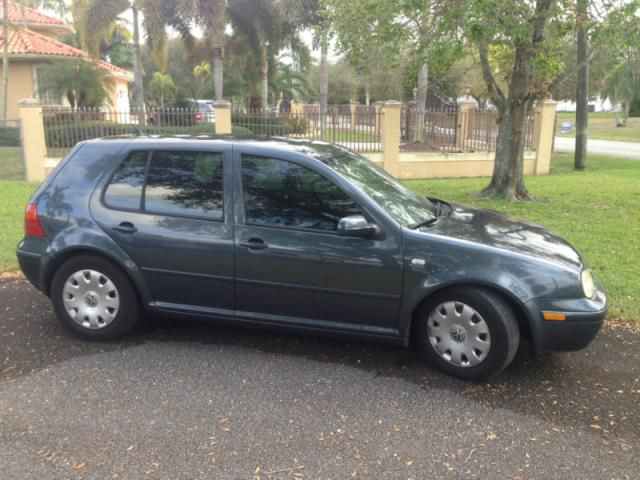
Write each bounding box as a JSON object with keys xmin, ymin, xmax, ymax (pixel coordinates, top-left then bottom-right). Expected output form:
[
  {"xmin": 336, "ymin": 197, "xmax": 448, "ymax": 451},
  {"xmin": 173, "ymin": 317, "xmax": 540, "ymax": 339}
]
[
  {"xmin": 112, "ymin": 222, "xmax": 138, "ymax": 234},
  {"xmin": 239, "ymin": 238, "xmax": 267, "ymax": 250}
]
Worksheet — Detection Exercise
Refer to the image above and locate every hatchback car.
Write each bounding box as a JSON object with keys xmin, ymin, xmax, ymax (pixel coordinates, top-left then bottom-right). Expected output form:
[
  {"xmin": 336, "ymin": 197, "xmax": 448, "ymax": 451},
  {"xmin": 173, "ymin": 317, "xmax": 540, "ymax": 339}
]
[{"xmin": 17, "ymin": 137, "xmax": 607, "ymax": 380}]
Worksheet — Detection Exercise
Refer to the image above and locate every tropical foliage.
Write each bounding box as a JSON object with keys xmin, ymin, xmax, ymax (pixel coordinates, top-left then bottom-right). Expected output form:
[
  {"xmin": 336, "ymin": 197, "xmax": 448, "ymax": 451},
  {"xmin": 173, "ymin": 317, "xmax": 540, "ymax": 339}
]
[{"xmin": 37, "ymin": 61, "xmax": 112, "ymax": 109}]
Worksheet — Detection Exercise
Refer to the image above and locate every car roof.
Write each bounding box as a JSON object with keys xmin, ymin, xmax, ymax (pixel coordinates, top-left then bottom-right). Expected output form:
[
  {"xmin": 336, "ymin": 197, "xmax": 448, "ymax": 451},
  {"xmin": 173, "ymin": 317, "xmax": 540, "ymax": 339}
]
[{"xmin": 83, "ymin": 135, "xmax": 348, "ymax": 160}]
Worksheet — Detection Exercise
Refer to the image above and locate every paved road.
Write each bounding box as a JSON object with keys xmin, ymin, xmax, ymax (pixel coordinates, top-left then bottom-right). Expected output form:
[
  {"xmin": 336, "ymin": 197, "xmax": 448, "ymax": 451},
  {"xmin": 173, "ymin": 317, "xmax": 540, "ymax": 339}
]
[
  {"xmin": 1, "ymin": 278, "xmax": 638, "ymax": 479},
  {"xmin": 554, "ymin": 137, "xmax": 640, "ymax": 160}
]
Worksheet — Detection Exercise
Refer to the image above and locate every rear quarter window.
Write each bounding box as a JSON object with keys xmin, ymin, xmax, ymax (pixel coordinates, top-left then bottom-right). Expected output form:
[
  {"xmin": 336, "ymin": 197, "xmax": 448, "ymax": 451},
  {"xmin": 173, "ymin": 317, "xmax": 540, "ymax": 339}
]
[{"xmin": 103, "ymin": 151, "xmax": 148, "ymax": 210}]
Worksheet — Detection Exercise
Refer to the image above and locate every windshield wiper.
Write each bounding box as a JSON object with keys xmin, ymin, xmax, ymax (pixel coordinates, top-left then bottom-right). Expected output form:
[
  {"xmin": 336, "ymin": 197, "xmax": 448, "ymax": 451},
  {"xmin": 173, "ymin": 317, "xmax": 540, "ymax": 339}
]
[{"xmin": 410, "ymin": 215, "xmax": 439, "ymax": 229}]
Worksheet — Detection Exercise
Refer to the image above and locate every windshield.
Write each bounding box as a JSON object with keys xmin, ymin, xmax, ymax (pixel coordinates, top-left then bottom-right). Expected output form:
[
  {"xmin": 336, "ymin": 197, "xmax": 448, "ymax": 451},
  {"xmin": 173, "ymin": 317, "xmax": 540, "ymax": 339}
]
[{"xmin": 311, "ymin": 146, "xmax": 436, "ymax": 227}]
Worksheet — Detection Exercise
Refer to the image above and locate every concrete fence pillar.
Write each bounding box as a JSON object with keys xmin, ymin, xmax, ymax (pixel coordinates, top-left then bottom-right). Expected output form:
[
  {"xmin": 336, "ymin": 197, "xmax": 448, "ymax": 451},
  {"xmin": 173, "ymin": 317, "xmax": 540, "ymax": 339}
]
[
  {"xmin": 291, "ymin": 100, "xmax": 303, "ymax": 115},
  {"xmin": 18, "ymin": 99, "xmax": 47, "ymax": 182},
  {"xmin": 214, "ymin": 100, "xmax": 232, "ymax": 135},
  {"xmin": 381, "ymin": 101, "xmax": 402, "ymax": 177},
  {"xmin": 532, "ymin": 99, "xmax": 557, "ymax": 175},
  {"xmin": 455, "ymin": 100, "xmax": 476, "ymax": 151},
  {"xmin": 374, "ymin": 101, "xmax": 384, "ymax": 139},
  {"xmin": 350, "ymin": 100, "xmax": 358, "ymax": 128}
]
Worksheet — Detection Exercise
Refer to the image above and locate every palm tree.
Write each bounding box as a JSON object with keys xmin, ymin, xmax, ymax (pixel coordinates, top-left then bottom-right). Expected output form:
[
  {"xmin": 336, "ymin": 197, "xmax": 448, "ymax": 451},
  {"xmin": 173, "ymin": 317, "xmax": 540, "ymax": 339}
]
[
  {"xmin": 72, "ymin": 0, "xmax": 187, "ymax": 123},
  {"xmin": 228, "ymin": 0, "xmax": 287, "ymax": 110},
  {"xmin": 38, "ymin": 60, "xmax": 112, "ymax": 109},
  {"xmin": 270, "ymin": 62, "xmax": 312, "ymax": 103},
  {"xmin": 604, "ymin": 56, "xmax": 640, "ymax": 127},
  {"xmin": 278, "ymin": 0, "xmax": 327, "ymax": 136}
]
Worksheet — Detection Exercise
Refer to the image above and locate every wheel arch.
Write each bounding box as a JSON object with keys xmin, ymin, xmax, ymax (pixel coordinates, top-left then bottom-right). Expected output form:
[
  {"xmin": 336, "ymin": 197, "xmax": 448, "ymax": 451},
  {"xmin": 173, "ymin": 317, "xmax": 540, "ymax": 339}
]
[
  {"xmin": 407, "ymin": 281, "xmax": 534, "ymax": 347},
  {"xmin": 43, "ymin": 246, "xmax": 151, "ymax": 309}
]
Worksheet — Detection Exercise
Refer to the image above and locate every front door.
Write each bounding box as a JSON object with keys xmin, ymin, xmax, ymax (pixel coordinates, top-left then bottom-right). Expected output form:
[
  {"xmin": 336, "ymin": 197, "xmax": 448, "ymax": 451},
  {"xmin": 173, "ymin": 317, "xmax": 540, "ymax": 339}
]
[
  {"xmin": 91, "ymin": 146, "xmax": 235, "ymax": 314},
  {"xmin": 233, "ymin": 152, "xmax": 403, "ymax": 334}
]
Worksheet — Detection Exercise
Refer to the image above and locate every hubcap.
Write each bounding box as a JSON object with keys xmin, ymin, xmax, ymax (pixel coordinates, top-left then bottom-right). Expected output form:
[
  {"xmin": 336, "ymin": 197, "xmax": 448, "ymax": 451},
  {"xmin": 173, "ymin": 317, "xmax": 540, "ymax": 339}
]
[
  {"xmin": 62, "ymin": 270, "xmax": 120, "ymax": 329},
  {"xmin": 427, "ymin": 301, "xmax": 491, "ymax": 368}
]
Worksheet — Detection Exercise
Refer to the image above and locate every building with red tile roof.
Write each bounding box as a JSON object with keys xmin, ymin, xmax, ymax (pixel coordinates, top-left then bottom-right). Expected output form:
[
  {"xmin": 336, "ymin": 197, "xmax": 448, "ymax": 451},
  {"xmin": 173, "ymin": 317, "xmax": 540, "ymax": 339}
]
[{"xmin": 0, "ymin": 1, "xmax": 133, "ymax": 118}]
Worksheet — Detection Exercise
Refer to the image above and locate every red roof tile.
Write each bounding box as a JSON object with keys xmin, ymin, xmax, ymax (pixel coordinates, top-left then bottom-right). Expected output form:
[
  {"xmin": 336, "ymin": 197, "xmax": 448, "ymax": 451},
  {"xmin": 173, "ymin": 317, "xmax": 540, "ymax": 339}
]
[
  {"xmin": 1, "ymin": 1, "xmax": 67, "ymax": 27},
  {"xmin": 96, "ymin": 59, "xmax": 134, "ymax": 79},
  {"xmin": 0, "ymin": 27, "xmax": 134, "ymax": 80},
  {"xmin": 1, "ymin": 27, "xmax": 85, "ymax": 58}
]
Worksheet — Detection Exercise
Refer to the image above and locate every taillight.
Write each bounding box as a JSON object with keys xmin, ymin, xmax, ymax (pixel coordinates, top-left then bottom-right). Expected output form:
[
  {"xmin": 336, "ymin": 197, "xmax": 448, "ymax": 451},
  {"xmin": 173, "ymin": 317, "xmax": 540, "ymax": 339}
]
[
  {"xmin": 25, "ymin": 203, "xmax": 45, "ymax": 238},
  {"xmin": 195, "ymin": 113, "xmax": 203, "ymax": 121}
]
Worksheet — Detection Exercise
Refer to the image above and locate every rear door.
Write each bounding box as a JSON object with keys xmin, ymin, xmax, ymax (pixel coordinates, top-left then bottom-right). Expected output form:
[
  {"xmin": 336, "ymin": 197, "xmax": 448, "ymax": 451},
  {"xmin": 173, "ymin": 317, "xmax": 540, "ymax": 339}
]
[{"xmin": 91, "ymin": 144, "xmax": 235, "ymax": 314}]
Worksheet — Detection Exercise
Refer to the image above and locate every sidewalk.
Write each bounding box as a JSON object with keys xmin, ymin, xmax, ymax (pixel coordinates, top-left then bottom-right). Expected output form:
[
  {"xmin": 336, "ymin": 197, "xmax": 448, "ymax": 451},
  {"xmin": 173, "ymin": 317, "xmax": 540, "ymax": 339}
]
[{"xmin": 554, "ymin": 137, "xmax": 640, "ymax": 160}]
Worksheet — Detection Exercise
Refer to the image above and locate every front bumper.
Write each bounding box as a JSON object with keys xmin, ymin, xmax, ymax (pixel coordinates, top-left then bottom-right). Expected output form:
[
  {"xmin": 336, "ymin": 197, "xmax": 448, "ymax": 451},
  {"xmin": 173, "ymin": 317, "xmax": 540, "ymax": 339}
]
[{"xmin": 526, "ymin": 289, "xmax": 607, "ymax": 352}]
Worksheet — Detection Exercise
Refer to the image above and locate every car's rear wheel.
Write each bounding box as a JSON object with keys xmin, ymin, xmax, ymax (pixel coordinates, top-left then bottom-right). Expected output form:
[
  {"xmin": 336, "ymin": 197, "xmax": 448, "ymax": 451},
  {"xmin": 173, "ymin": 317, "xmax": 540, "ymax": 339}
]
[
  {"xmin": 415, "ymin": 287, "xmax": 520, "ymax": 381},
  {"xmin": 51, "ymin": 255, "xmax": 139, "ymax": 340}
]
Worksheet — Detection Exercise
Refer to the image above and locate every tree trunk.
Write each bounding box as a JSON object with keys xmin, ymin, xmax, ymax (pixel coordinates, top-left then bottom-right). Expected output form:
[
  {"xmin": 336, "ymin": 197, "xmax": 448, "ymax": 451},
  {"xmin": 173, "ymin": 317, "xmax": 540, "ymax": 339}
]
[
  {"xmin": 212, "ymin": 46, "xmax": 224, "ymax": 101},
  {"xmin": 413, "ymin": 63, "xmax": 428, "ymax": 142},
  {"xmin": 623, "ymin": 102, "xmax": 629, "ymax": 127},
  {"xmin": 261, "ymin": 44, "xmax": 268, "ymax": 111},
  {"xmin": 132, "ymin": 6, "xmax": 146, "ymax": 126},
  {"xmin": 319, "ymin": 34, "xmax": 328, "ymax": 140},
  {"xmin": 1, "ymin": 0, "xmax": 9, "ymax": 121},
  {"xmin": 364, "ymin": 82, "xmax": 370, "ymax": 106},
  {"xmin": 574, "ymin": 0, "xmax": 588, "ymax": 171},
  {"xmin": 480, "ymin": 48, "xmax": 532, "ymax": 201}
]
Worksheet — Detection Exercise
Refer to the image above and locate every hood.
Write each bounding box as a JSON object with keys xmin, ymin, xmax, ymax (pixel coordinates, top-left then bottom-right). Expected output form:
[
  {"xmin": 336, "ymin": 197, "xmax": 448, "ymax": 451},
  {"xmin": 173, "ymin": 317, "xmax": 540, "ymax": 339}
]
[{"xmin": 423, "ymin": 203, "xmax": 584, "ymax": 271}]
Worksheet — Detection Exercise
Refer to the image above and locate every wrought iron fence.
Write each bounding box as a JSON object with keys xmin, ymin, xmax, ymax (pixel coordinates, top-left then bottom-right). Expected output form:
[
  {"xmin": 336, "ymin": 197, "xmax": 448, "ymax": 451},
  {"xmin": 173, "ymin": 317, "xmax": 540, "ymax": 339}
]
[
  {"xmin": 401, "ymin": 106, "xmax": 536, "ymax": 152},
  {"xmin": 42, "ymin": 107, "xmax": 216, "ymax": 157},
  {"xmin": 231, "ymin": 105, "xmax": 383, "ymax": 153},
  {"xmin": 401, "ymin": 106, "xmax": 459, "ymax": 152}
]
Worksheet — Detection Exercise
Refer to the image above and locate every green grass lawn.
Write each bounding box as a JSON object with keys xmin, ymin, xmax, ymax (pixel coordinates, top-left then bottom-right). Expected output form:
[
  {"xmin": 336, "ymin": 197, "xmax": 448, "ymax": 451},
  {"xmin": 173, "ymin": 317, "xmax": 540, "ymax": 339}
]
[
  {"xmin": 0, "ymin": 147, "xmax": 25, "ymax": 181},
  {"xmin": 0, "ymin": 181, "xmax": 37, "ymax": 271},
  {"xmin": 0, "ymin": 152, "xmax": 638, "ymax": 325},
  {"xmin": 556, "ymin": 111, "xmax": 640, "ymax": 142},
  {"xmin": 324, "ymin": 127, "xmax": 380, "ymax": 143},
  {"xmin": 406, "ymin": 153, "xmax": 640, "ymax": 323}
]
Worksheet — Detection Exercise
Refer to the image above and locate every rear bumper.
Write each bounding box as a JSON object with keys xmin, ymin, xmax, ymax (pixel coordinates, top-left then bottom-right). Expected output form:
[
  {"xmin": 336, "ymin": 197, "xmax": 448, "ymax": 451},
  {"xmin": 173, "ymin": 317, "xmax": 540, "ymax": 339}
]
[
  {"xmin": 16, "ymin": 239, "xmax": 47, "ymax": 292},
  {"xmin": 526, "ymin": 289, "xmax": 607, "ymax": 352}
]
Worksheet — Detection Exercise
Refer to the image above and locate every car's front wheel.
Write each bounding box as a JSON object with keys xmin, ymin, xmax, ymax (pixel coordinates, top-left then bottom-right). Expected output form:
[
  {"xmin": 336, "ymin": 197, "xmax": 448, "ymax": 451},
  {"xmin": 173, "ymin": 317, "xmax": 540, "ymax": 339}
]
[
  {"xmin": 51, "ymin": 255, "xmax": 140, "ymax": 340},
  {"xmin": 415, "ymin": 287, "xmax": 520, "ymax": 381}
]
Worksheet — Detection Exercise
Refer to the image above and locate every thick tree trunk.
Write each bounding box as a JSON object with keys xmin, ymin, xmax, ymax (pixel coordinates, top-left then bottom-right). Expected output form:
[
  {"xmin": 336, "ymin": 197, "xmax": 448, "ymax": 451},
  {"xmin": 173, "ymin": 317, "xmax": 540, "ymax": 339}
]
[
  {"xmin": 574, "ymin": 0, "xmax": 588, "ymax": 171},
  {"xmin": 480, "ymin": 48, "xmax": 532, "ymax": 201},
  {"xmin": 212, "ymin": 46, "xmax": 224, "ymax": 102},
  {"xmin": 623, "ymin": 102, "xmax": 629, "ymax": 127},
  {"xmin": 413, "ymin": 63, "xmax": 428, "ymax": 142},
  {"xmin": 319, "ymin": 34, "xmax": 328, "ymax": 140},
  {"xmin": 132, "ymin": 6, "xmax": 146, "ymax": 126}
]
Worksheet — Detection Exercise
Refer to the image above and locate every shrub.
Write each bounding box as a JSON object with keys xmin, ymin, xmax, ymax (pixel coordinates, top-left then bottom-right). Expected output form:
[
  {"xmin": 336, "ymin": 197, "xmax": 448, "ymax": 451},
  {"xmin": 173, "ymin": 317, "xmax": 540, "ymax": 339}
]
[
  {"xmin": 0, "ymin": 127, "xmax": 21, "ymax": 147},
  {"xmin": 231, "ymin": 114, "xmax": 294, "ymax": 136}
]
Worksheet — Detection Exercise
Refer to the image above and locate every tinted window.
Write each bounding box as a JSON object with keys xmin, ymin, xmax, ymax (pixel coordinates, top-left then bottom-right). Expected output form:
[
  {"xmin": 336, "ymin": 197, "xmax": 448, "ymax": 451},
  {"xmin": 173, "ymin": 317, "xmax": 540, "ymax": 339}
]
[
  {"xmin": 145, "ymin": 151, "xmax": 224, "ymax": 219},
  {"xmin": 242, "ymin": 155, "xmax": 361, "ymax": 231},
  {"xmin": 104, "ymin": 151, "xmax": 147, "ymax": 210},
  {"xmin": 309, "ymin": 145, "xmax": 437, "ymax": 227}
]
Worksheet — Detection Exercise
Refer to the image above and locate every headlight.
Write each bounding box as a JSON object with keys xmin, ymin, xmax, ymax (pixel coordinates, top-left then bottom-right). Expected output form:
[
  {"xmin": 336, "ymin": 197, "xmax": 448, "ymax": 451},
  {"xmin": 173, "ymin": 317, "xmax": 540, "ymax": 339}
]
[{"xmin": 581, "ymin": 269, "xmax": 596, "ymax": 299}]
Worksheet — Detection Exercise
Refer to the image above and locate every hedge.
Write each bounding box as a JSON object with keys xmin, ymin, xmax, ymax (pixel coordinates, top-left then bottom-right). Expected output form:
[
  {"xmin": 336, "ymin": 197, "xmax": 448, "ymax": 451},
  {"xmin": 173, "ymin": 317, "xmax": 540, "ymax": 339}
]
[
  {"xmin": 44, "ymin": 121, "xmax": 254, "ymax": 149},
  {"xmin": 0, "ymin": 127, "xmax": 21, "ymax": 147}
]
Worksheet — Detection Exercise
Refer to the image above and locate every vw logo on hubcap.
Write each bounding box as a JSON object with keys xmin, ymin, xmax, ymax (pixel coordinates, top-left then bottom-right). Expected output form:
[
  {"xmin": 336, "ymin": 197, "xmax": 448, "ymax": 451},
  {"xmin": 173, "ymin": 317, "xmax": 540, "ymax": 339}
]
[
  {"xmin": 84, "ymin": 291, "xmax": 99, "ymax": 307},
  {"xmin": 450, "ymin": 324, "xmax": 467, "ymax": 343}
]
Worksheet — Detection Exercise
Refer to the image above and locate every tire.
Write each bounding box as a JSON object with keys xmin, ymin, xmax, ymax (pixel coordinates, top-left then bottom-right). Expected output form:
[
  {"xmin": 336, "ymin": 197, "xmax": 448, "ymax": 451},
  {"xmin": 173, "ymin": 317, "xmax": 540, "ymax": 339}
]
[
  {"xmin": 415, "ymin": 287, "xmax": 520, "ymax": 381},
  {"xmin": 51, "ymin": 255, "xmax": 140, "ymax": 341}
]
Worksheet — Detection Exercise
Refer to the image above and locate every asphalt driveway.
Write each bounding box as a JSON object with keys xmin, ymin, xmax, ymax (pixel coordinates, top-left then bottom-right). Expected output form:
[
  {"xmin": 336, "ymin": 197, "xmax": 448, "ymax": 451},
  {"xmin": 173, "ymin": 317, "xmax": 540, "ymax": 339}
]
[{"xmin": 1, "ymin": 278, "xmax": 638, "ymax": 479}]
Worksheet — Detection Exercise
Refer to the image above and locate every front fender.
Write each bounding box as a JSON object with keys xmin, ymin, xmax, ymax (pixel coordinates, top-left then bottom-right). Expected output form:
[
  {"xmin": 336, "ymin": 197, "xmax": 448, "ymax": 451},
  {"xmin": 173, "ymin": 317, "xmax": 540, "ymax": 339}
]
[{"xmin": 398, "ymin": 229, "xmax": 582, "ymax": 346}]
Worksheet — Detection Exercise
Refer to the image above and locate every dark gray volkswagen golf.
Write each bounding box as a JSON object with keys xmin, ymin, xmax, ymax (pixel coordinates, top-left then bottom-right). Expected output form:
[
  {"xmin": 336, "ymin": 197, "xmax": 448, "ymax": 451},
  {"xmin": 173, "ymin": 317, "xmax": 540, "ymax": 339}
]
[{"xmin": 17, "ymin": 137, "xmax": 607, "ymax": 380}]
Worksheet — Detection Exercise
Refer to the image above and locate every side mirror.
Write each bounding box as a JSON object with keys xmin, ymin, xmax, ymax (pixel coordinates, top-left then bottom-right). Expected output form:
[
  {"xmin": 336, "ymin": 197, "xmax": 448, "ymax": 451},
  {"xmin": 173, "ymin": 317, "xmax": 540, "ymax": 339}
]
[{"xmin": 337, "ymin": 215, "xmax": 377, "ymax": 238}]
